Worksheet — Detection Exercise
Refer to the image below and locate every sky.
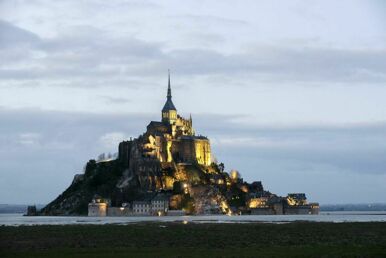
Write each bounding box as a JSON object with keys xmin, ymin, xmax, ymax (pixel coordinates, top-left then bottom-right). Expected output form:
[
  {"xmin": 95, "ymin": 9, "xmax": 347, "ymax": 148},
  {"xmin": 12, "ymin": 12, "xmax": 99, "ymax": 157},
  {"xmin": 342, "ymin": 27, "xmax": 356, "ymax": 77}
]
[{"xmin": 0, "ymin": 0, "xmax": 386, "ymax": 204}]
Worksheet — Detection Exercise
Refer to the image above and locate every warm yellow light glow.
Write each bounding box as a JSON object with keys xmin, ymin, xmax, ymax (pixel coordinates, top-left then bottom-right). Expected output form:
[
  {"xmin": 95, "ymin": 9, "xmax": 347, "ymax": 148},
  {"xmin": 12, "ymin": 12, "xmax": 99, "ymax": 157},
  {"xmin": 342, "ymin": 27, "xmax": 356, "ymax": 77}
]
[
  {"xmin": 230, "ymin": 170, "xmax": 240, "ymax": 180},
  {"xmin": 166, "ymin": 140, "xmax": 173, "ymax": 162},
  {"xmin": 164, "ymin": 176, "xmax": 175, "ymax": 190},
  {"xmin": 240, "ymin": 185, "xmax": 249, "ymax": 193},
  {"xmin": 248, "ymin": 197, "xmax": 268, "ymax": 208},
  {"xmin": 194, "ymin": 140, "xmax": 211, "ymax": 166},
  {"xmin": 220, "ymin": 200, "xmax": 230, "ymax": 214}
]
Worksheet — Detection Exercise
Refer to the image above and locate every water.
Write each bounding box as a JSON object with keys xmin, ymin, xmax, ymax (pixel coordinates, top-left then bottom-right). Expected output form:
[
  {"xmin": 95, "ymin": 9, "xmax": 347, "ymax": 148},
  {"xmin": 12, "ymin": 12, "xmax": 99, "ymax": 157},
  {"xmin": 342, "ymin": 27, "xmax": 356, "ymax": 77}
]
[{"xmin": 1, "ymin": 211, "xmax": 386, "ymax": 226}]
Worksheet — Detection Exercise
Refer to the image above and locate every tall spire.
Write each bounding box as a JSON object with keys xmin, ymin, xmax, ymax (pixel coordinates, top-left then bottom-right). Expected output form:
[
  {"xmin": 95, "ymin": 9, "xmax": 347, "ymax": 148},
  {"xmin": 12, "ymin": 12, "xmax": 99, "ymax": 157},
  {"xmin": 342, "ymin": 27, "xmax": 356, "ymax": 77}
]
[
  {"xmin": 167, "ymin": 69, "xmax": 172, "ymax": 100},
  {"xmin": 162, "ymin": 70, "xmax": 177, "ymax": 113}
]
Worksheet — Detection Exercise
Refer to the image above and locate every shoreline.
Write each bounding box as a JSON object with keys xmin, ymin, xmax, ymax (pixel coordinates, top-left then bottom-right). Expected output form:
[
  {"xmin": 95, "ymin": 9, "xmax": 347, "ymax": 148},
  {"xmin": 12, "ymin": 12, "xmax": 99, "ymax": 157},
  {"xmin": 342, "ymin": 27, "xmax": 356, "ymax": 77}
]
[{"xmin": 1, "ymin": 211, "xmax": 386, "ymax": 227}]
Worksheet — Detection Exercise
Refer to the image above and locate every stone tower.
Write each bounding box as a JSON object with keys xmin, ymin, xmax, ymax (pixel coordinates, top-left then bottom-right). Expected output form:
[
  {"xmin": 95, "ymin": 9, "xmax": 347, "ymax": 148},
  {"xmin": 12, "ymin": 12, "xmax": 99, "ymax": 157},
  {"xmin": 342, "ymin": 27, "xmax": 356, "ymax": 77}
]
[{"xmin": 161, "ymin": 71, "xmax": 177, "ymax": 124}]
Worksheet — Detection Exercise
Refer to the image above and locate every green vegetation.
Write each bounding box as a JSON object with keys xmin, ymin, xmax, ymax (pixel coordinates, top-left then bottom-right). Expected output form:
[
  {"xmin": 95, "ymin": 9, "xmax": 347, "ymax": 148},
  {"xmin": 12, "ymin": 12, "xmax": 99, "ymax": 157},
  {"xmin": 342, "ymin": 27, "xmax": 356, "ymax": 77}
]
[
  {"xmin": 1, "ymin": 222, "xmax": 386, "ymax": 257},
  {"xmin": 41, "ymin": 159, "xmax": 129, "ymax": 215},
  {"xmin": 181, "ymin": 194, "xmax": 195, "ymax": 214}
]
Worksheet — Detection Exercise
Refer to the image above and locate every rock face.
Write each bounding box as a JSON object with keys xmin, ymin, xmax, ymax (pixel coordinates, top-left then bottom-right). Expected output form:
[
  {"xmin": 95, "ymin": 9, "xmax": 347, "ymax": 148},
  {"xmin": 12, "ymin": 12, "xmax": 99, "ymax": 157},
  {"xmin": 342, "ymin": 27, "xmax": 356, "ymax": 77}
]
[
  {"xmin": 41, "ymin": 160, "xmax": 129, "ymax": 215},
  {"xmin": 41, "ymin": 75, "xmax": 317, "ymax": 215}
]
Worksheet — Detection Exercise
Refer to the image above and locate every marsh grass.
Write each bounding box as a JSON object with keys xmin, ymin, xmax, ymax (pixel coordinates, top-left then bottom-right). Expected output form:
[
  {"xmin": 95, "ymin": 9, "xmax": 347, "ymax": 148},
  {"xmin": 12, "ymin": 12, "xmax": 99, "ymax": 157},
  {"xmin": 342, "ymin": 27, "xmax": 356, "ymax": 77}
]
[{"xmin": 1, "ymin": 222, "xmax": 385, "ymax": 257}]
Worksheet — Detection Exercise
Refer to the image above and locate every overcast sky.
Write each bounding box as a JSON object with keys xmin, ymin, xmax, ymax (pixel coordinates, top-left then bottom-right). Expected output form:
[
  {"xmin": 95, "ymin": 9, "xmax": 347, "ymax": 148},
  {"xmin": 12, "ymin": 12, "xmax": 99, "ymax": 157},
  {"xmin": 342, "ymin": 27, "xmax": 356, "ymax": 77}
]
[{"xmin": 1, "ymin": 0, "xmax": 385, "ymax": 204}]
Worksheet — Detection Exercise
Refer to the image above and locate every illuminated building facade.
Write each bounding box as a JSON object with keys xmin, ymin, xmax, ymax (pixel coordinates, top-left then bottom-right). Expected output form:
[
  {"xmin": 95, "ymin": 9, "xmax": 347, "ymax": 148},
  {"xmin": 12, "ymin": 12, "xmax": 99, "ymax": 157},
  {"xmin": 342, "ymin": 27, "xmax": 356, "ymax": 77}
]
[
  {"xmin": 141, "ymin": 72, "xmax": 212, "ymax": 166},
  {"xmin": 88, "ymin": 198, "xmax": 108, "ymax": 217}
]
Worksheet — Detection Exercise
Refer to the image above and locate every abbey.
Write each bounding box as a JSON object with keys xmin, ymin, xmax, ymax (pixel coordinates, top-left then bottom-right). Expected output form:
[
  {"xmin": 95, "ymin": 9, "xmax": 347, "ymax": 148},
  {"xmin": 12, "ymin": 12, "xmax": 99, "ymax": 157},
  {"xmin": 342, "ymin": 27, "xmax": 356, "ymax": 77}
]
[
  {"xmin": 144, "ymin": 72, "xmax": 211, "ymax": 166},
  {"xmin": 117, "ymin": 72, "xmax": 214, "ymax": 191}
]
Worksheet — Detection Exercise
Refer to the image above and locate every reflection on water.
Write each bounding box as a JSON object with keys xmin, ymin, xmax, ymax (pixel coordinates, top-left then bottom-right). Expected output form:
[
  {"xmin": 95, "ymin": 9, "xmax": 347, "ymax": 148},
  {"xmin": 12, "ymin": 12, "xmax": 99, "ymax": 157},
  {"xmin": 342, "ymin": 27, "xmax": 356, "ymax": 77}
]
[{"xmin": 0, "ymin": 211, "xmax": 385, "ymax": 226}]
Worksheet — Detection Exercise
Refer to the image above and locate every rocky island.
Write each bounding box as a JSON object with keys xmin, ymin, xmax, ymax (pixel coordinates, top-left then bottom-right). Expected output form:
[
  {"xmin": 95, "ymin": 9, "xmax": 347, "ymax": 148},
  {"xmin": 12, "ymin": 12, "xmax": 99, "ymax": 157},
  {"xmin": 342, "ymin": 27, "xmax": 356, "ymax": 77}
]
[{"xmin": 41, "ymin": 73, "xmax": 319, "ymax": 216}]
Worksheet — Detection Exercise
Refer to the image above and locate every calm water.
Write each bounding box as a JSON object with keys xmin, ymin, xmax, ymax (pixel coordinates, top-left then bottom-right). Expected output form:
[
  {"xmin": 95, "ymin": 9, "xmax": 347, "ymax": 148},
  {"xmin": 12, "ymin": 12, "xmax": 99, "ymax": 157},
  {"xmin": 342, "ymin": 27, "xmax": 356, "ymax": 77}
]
[{"xmin": 1, "ymin": 211, "xmax": 386, "ymax": 226}]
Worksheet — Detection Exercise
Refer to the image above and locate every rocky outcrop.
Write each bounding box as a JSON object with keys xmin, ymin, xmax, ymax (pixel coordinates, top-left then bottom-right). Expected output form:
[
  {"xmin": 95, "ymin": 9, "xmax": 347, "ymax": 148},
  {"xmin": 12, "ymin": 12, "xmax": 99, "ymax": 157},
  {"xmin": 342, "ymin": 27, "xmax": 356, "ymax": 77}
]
[
  {"xmin": 40, "ymin": 77, "xmax": 318, "ymax": 216},
  {"xmin": 41, "ymin": 159, "xmax": 134, "ymax": 215}
]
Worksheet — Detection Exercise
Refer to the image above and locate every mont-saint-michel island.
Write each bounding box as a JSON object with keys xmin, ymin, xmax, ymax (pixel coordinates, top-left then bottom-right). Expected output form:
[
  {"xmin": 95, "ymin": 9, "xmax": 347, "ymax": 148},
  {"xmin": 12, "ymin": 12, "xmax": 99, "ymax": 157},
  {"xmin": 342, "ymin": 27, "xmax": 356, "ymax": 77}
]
[
  {"xmin": 37, "ymin": 74, "xmax": 319, "ymax": 217},
  {"xmin": 3, "ymin": 2, "xmax": 386, "ymax": 257}
]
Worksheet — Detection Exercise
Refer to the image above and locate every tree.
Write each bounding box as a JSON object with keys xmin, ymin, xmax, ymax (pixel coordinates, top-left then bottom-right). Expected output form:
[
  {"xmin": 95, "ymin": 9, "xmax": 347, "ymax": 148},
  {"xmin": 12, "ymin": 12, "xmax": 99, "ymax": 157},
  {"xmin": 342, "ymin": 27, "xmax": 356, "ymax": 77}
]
[
  {"xmin": 218, "ymin": 162, "xmax": 225, "ymax": 172},
  {"xmin": 181, "ymin": 194, "xmax": 195, "ymax": 214},
  {"xmin": 173, "ymin": 181, "xmax": 184, "ymax": 194}
]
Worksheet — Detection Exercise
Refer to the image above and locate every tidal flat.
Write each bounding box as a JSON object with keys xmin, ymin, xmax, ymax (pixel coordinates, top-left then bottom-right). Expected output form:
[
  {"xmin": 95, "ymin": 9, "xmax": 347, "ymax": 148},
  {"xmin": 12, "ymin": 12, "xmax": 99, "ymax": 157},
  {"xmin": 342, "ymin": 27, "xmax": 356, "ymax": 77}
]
[{"xmin": 1, "ymin": 222, "xmax": 386, "ymax": 257}]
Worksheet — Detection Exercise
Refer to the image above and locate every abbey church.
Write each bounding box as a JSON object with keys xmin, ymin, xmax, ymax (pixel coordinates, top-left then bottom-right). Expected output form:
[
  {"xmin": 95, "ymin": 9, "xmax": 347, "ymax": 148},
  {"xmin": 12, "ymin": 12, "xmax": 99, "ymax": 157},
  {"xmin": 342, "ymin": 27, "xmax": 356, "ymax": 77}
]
[
  {"xmin": 118, "ymin": 73, "xmax": 213, "ymax": 191},
  {"xmin": 144, "ymin": 73, "xmax": 211, "ymax": 166}
]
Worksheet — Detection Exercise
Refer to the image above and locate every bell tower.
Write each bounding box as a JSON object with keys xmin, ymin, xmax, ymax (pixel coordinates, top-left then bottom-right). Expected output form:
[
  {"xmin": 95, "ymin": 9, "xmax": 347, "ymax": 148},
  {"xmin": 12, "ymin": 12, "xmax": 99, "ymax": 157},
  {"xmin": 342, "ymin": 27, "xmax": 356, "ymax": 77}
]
[{"xmin": 162, "ymin": 70, "xmax": 177, "ymax": 124}]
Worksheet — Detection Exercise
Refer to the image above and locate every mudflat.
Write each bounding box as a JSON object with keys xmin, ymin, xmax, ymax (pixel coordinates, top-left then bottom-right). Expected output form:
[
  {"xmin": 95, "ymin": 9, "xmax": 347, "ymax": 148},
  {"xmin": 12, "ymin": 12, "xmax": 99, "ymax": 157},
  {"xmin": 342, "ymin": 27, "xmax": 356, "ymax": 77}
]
[{"xmin": 1, "ymin": 222, "xmax": 386, "ymax": 257}]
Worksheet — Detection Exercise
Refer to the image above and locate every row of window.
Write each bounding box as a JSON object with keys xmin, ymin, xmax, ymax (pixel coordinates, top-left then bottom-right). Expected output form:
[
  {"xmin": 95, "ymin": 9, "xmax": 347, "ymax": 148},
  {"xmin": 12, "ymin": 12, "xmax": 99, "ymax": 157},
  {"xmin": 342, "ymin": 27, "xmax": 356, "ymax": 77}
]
[
  {"xmin": 133, "ymin": 209, "xmax": 165, "ymax": 213},
  {"xmin": 163, "ymin": 112, "xmax": 177, "ymax": 119},
  {"xmin": 134, "ymin": 209, "xmax": 150, "ymax": 213},
  {"xmin": 135, "ymin": 204, "xmax": 150, "ymax": 208},
  {"xmin": 134, "ymin": 205, "xmax": 164, "ymax": 210}
]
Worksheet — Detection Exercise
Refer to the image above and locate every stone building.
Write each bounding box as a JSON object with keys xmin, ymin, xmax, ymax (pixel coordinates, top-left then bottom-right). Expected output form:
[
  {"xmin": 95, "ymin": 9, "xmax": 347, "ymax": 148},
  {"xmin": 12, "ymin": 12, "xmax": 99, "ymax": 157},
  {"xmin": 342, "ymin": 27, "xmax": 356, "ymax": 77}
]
[
  {"xmin": 151, "ymin": 195, "xmax": 169, "ymax": 216},
  {"xmin": 248, "ymin": 193, "xmax": 320, "ymax": 215},
  {"xmin": 116, "ymin": 72, "xmax": 213, "ymax": 193},
  {"xmin": 118, "ymin": 140, "xmax": 133, "ymax": 166},
  {"xmin": 133, "ymin": 201, "xmax": 151, "ymax": 215},
  {"xmin": 131, "ymin": 195, "xmax": 170, "ymax": 216},
  {"xmin": 143, "ymin": 73, "xmax": 211, "ymax": 166},
  {"xmin": 88, "ymin": 194, "xmax": 170, "ymax": 217},
  {"xmin": 309, "ymin": 203, "xmax": 320, "ymax": 214},
  {"xmin": 88, "ymin": 198, "xmax": 108, "ymax": 217},
  {"xmin": 286, "ymin": 193, "xmax": 307, "ymax": 206}
]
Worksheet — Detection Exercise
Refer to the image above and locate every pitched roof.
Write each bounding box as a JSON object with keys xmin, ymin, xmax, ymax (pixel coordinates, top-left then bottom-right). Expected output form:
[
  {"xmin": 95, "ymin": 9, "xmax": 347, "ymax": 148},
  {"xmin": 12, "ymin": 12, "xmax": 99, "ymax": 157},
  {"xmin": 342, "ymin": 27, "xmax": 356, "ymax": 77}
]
[{"xmin": 162, "ymin": 98, "xmax": 176, "ymax": 111}]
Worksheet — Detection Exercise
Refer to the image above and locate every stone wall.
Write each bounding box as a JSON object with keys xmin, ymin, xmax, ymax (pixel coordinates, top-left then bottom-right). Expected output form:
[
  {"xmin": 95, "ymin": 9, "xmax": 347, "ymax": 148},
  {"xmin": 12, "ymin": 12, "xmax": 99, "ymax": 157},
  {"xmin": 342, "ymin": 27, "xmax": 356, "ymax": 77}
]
[
  {"xmin": 284, "ymin": 206, "xmax": 311, "ymax": 215},
  {"xmin": 172, "ymin": 137, "xmax": 211, "ymax": 166},
  {"xmin": 250, "ymin": 207, "xmax": 275, "ymax": 215},
  {"xmin": 194, "ymin": 138, "xmax": 211, "ymax": 166},
  {"xmin": 107, "ymin": 207, "xmax": 133, "ymax": 216},
  {"xmin": 88, "ymin": 203, "xmax": 107, "ymax": 217},
  {"xmin": 118, "ymin": 140, "xmax": 133, "ymax": 166}
]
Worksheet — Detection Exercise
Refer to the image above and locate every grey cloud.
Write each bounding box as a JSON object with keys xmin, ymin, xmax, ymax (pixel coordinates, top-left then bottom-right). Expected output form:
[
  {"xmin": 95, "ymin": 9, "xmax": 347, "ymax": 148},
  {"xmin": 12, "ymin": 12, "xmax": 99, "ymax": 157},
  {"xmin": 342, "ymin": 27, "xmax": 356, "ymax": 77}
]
[
  {"xmin": 165, "ymin": 46, "xmax": 386, "ymax": 84},
  {"xmin": 1, "ymin": 19, "xmax": 385, "ymax": 87},
  {"xmin": 101, "ymin": 95, "xmax": 131, "ymax": 104},
  {"xmin": 0, "ymin": 20, "xmax": 40, "ymax": 47},
  {"xmin": 195, "ymin": 113, "xmax": 386, "ymax": 137},
  {"xmin": 75, "ymin": 0, "xmax": 162, "ymax": 15},
  {"xmin": 194, "ymin": 115, "xmax": 386, "ymax": 175},
  {"xmin": 171, "ymin": 14, "xmax": 249, "ymax": 27}
]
